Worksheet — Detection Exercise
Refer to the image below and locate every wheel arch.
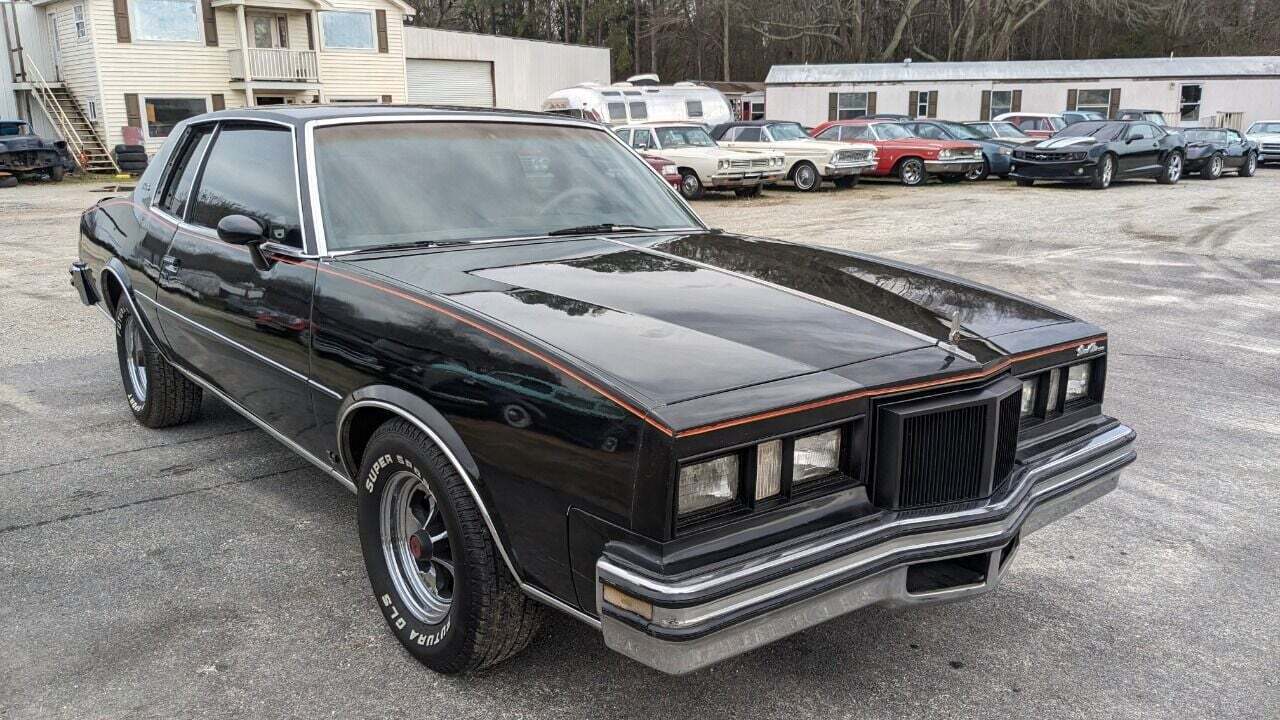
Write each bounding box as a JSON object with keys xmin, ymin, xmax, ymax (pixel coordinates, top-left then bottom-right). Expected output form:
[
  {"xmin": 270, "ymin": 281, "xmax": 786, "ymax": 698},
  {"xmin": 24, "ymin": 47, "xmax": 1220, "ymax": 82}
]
[
  {"xmin": 98, "ymin": 260, "xmax": 172, "ymax": 362},
  {"xmin": 788, "ymin": 158, "xmax": 817, "ymax": 179}
]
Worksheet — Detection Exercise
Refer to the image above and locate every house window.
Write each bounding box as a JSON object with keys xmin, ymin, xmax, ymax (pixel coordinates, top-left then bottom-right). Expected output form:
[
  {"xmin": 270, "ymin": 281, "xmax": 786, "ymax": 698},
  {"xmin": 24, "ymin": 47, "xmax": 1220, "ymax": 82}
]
[
  {"xmin": 915, "ymin": 91, "xmax": 931, "ymax": 118},
  {"xmin": 85, "ymin": 96, "xmax": 98, "ymax": 122},
  {"xmin": 1180, "ymin": 84, "xmax": 1202, "ymax": 122},
  {"xmin": 144, "ymin": 96, "xmax": 209, "ymax": 138},
  {"xmin": 329, "ymin": 98, "xmax": 379, "ymax": 104},
  {"xmin": 132, "ymin": 0, "xmax": 201, "ymax": 42},
  {"xmin": 73, "ymin": 4, "xmax": 87, "ymax": 40},
  {"xmin": 320, "ymin": 10, "xmax": 373, "ymax": 49},
  {"xmin": 836, "ymin": 92, "xmax": 868, "ymax": 120},
  {"xmin": 1075, "ymin": 89, "xmax": 1112, "ymax": 115},
  {"xmin": 990, "ymin": 90, "xmax": 1014, "ymax": 117},
  {"xmin": 686, "ymin": 100, "xmax": 703, "ymax": 118}
]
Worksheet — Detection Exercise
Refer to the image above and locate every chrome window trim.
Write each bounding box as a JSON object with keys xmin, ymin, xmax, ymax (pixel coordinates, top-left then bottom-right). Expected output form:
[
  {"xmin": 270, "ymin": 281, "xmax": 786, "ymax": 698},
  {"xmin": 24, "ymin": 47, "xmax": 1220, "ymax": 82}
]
[
  {"xmin": 150, "ymin": 122, "xmax": 215, "ymax": 220},
  {"xmin": 337, "ymin": 399, "xmax": 601, "ymax": 629},
  {"xmin": 302, "ymin": 113, "xmax": 708, "ymax": 257}
]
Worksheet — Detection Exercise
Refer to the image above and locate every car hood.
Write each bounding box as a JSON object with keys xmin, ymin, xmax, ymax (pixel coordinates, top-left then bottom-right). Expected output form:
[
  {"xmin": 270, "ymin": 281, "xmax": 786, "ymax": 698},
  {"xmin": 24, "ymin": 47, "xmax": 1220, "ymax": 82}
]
[
  {"xmin": 662, "ymin": 146, "xmax": 767, "ymax": 161},
  {"xmin": 875, "ymin": 138, "xmax": 980, "ymax": 152},
  {"xmin": 344, "ymin": 232, "xmax": 1077, "ymax": 406},
  {"xmin": 1030, "ymin": 136, "xmax": 1104, "ymax": 150},
  {"xmin": 765, "ymin": 139, "xmax": 847, "ymax": 154},
  {"xmin": 1247, "ymin": 132, "xmax": 1280, "ymax": 142}
]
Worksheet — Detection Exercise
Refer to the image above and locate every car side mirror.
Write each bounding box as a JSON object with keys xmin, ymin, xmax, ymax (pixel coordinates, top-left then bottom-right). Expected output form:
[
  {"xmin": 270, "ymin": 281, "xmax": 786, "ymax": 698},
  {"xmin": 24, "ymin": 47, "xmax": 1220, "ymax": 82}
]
[
  {"xmin": 1125, "ymin": 136, "xmax": 1139, "ymax": 144},
  {"xmin": 217, "ymin": 214, "xmax": 272, "ymax": 271}
]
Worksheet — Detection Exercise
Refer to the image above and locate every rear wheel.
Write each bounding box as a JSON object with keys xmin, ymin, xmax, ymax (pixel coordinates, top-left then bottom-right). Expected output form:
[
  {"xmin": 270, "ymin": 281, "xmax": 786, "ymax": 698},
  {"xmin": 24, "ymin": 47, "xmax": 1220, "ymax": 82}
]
[
  {"xmin": 791, "ymin": 162, "xmax": 821, "ymax": 192},
  {"xmin": 357, "ymin": 419, "xmax": 545, "ymax": 673},
  {"xmin": 1090, "ymin": 154, "xmax": 1115, "ymax": 190},
  {"xmin": 898, "ymin": 158, "xmax": 926, "ymax": 186},
  {"xmin": 1200, "ymin": 153, "xmax": 1223, "ymax": 179},
  {"xmin": 1157, "ymin": 151, "xmax": 1183, "ymax": 184},
  {"xmin": 678, "ymin": 170, "xmax": 704, "ymax": 200},
  {"xmin": 1239, "ymin": 152, "xmax": 1257, "ymax": 177},
  {"xmin": 113, "ymin": 299, "xmax": 202, "ymax": 428}
]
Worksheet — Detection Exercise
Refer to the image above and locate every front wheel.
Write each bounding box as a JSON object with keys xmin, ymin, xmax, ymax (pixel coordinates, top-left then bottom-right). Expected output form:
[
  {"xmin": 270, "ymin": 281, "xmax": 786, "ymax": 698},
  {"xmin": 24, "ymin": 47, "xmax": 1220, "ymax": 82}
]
[
  {"xmin": 1157, "ymin": 151, "xmax": 1183, "ymax": 184},
  {"xmin": 114, "ymin": 299, "xmax": 202, "ymax": 428},
  {"xmin": 791, "ymin": 162, "xmax": 821, "ymax": 192},
  {"xmin": 898, "ymin": 158, "xmax": 926, "ymax": 186},
  {"xmin": 1239, "ymin": 152, "xmax": 1257, "ymax": 177},
  {"xmin": 358, "ymin": 419, "xmax": 545, "ymax": 673},
  {"xmin": 1091, "ymin": 154, "xmax": 1115, "ymax": 190},
  {"xmin": 678, "ymin": 170, "xmax": 704, "ymax": 200},
  {"xmin": 965, "ymin": 159, "xmax": 989, "ymax": 181},
  {"xmin": 1200, "ymin": 153, "xmax": 1223, "ymax": 180}
]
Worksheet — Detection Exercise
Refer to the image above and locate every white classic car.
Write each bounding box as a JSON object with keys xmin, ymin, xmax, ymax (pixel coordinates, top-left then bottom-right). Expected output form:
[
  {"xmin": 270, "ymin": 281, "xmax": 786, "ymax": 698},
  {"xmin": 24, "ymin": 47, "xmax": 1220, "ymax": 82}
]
[
  {"xmin": 709, "ymin": 120, "xmax": 877, "ymax": 191},
  {"xmin": 614, "ymin": 123, "xmax": 786, "ymax": 199},
  {"xmin": 1245, "ymin": 120, "xmax": 1280, "ymax": 164}
]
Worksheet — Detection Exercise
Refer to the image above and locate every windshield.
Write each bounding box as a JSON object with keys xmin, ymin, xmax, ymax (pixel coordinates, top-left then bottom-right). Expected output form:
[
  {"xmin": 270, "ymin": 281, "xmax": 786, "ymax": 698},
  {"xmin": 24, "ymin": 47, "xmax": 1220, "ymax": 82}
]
[
  {"xmin": 1183, "ymin": 129, "xmax": 1225, "ymax": 142},
  {"xmin": 1249, "ymin": 122, "xmax": 1280, "ymax": 134},
  {"xmin": 768, "ymin": 123, "xmax": 810, "ymax": 141},
  {"xmin": 656, "ymin": 126, "xmax": 716, "ymax": 148},
  {"xmin": 314, "ymin": 122, "xmax": 700, "ymax": 250},
  {"xmin": 873, "ymin": 123, "xmax": 912, "ymax": 140},
  {"xmin": 938, "ymin": 122, "xmax": 984, "ymax": 140},
  {"xmin": 1052, "ymin": 121, "xmax": 1125, "ymax": 141},
  {"xmin": 0, "ymin": 122, "xmax": 29, "ymax": 137}
]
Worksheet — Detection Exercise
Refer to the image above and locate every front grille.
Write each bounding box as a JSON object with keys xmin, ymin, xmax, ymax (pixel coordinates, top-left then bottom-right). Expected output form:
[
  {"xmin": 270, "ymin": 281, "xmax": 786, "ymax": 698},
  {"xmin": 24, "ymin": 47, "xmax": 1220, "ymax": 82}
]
[
  {"xmin": 837, "ymin": 149, "xmax": 871, "ymax": 163},
  {"xmin": 898, "ymin": 404, "xmax": 987, "ymax": 507},
  {"xmin": 873, "ymin": 376, "xmax": 1022, "ymax": 510},
  {"xmin": 1262, "ymin": 143, "xmax": 1280, "ymax": 152},
  {"xmin": 728, "ymin": 158, "xmax": 771, "ymax": 169}
]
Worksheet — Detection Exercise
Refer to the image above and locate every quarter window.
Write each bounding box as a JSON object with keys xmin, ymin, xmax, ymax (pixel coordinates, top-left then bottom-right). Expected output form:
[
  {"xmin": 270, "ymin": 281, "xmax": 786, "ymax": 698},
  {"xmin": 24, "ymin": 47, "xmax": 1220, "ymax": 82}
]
[
  {"xmin": 144, "ymin": 96, "xmax": 209, "ymax": 139},
  {"xmin": 131, "ymin": 0, "xmax": 201, "ymax": 42},
  {"xmin": 990, "ymin": 90, "xmax": 1014, "ymax": 117},
  {"xmin": 319, "ymin": 10, "xmax": 373, "ymax": 49},
  {"xmin": 732, "ymin": 127, "xmax": 763, "ymax": 142},
  {"xmin": 1074, "ymin": 89, "xmax": 1112, "ymax": 116},
  {"xmin": 189, "ymin": 125, "xmax": 302, "ymax": 247},
  {"xmin": 1180, "ymin": 84, "xmax": 1202, "ymax": 122},
  {"xmin": 815, "ymin": 126, "xmax": 839, "ymax": 141},
  {"xmin": 835, "ymin": 92, "xmax": 868, "ymax": 120},
  {"xmin": 157, "ymin": 125, "xmax": 212, "ymax": 217}
]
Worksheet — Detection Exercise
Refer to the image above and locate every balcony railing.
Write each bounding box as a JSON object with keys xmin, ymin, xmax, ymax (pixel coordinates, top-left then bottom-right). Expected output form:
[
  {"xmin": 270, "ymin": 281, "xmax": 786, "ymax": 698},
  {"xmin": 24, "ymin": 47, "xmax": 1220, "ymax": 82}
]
[{"xmin": 229, "ymin": 48, "xmax": 318, "ymax": 82}]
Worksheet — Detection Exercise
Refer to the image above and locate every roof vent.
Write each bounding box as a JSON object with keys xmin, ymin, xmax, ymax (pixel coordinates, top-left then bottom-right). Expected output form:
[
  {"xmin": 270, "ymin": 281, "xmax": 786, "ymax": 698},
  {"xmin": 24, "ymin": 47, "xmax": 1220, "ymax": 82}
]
[
  {"xmin": 673, "ymin": 81, "xmax": 699, "ymax": 87},
  {"xmin": 611, "ymin": 81, "xmax": 634, "ymax": 88},
  {"xmin": 903, "ymin": 58, "xmax": 913, "ymax": 65},
  {"xmin": 626, "ymin": 73, "xmax": 661, "ymax": 86}
]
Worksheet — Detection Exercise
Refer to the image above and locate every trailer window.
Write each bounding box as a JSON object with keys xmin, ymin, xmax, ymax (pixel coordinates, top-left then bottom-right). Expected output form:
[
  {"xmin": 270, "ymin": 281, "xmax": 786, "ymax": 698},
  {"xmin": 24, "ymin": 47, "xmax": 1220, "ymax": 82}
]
[
  {"xmin": 628, "ymin": 102, "xmax": 648, "ymax": 120},
  {"xmin": 686, "ymin": 100, "xmax": 703, "ymax": 118},
  {"xmin": 607, "ymin": 102, "xmax": 627, "ymax": 121}
]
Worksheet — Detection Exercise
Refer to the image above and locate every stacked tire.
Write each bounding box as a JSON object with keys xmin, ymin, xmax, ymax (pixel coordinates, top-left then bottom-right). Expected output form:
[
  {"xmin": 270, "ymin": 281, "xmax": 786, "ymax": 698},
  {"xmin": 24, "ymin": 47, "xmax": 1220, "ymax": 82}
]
[{"xmin": 114, "ymin": 144, "xmax": 149, "ymax": 175}]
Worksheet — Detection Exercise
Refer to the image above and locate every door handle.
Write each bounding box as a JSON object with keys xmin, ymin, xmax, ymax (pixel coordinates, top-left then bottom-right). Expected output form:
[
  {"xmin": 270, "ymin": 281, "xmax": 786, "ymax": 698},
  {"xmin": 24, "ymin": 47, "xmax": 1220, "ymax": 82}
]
[{"xmin": 160, "ymin": 255, "xmax": 180, "ymax": 280}]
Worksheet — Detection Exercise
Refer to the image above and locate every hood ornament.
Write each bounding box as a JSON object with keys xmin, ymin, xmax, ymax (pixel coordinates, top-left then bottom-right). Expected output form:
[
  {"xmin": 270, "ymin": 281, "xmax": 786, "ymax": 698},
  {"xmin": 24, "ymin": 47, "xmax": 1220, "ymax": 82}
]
[{"xmin": 948, "ymin": 312, "xmax": 963, "ymax": 345}]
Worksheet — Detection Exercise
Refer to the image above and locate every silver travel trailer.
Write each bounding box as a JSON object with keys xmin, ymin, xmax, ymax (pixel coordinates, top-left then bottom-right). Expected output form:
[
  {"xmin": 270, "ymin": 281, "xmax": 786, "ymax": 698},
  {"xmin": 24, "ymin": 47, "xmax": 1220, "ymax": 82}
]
[{"xmin": 542, "ymin": 76, "xmax": 735, "ymax": 127}]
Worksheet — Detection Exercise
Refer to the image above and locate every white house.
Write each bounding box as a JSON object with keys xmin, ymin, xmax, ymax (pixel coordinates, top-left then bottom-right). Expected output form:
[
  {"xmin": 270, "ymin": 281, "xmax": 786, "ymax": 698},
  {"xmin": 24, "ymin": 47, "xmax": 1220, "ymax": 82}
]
[{"xmin": 765, "ymin": 56, "xmax": 1280, "ymax": 130}]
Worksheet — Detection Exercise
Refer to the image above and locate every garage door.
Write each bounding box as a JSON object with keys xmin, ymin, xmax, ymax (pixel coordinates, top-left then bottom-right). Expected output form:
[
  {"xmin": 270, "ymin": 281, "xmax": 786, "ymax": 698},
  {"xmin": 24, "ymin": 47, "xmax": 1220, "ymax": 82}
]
[{"xmin": 406, "ymin": 59, "xmax": 494, "ymax": 107}]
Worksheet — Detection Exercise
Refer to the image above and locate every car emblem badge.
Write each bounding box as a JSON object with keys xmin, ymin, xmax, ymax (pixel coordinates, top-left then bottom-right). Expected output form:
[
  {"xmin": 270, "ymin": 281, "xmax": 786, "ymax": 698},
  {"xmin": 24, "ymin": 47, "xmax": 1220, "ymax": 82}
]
[{"xmin": 1076, "ymin": 341, "xmax": 1104, "ymax": 356}]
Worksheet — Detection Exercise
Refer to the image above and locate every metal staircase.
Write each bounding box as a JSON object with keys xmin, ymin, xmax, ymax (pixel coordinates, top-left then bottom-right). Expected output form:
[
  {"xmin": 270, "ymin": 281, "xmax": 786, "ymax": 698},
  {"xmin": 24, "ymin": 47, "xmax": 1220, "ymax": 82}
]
[{"xmin": 23, "ymin": 53, "xmax": 119, "ymax": 174}]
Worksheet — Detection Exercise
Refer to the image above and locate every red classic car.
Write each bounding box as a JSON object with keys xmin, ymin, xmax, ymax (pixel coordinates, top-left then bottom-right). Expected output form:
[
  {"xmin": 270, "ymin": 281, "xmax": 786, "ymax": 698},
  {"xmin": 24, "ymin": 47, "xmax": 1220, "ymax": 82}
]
[
  {"xmin": 642, "ymin": 153, "xmax": 681, "ymax": 188},
  {"xmin": 811, "ymin": 119, "xmax": 984, "ymax": 186}
]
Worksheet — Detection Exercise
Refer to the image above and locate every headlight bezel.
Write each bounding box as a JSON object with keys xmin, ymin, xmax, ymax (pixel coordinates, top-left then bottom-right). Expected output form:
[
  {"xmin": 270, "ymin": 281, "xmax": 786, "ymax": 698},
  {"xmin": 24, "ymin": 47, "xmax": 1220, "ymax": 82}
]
[
  {"xmin": 1016, "ymin": 356, "xmax": 1104, "ymax": 429},
  {"xmin": 674, "ymin": 419, "xmax": 861, "ymax": 529}
]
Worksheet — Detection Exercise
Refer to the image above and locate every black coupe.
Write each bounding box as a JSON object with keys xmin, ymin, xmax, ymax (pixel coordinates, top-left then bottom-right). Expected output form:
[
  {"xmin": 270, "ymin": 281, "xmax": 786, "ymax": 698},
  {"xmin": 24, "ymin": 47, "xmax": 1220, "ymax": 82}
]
[
  {"xmin": 1010, "ymin": 120, "xmax": 1187, "ymax": 189},
  {"xmin": 69, "ymin": 106, "xmax": 1135, "ymax": 675},
  {"xmin": 1181, "ymin": 127, "xmax": 1259, "ymax": 179}
]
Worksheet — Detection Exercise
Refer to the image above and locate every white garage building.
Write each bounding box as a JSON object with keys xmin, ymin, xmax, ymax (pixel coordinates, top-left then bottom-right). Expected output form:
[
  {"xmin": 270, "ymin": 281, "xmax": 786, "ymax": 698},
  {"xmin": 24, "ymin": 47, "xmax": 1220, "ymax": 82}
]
[
  {"xmin": 765, "ymin": 56, "xmax": 1280, "ymax": 129},
  {"xmin": 403, "ymin": 28, "xmax": 610, "ymax": 110}
]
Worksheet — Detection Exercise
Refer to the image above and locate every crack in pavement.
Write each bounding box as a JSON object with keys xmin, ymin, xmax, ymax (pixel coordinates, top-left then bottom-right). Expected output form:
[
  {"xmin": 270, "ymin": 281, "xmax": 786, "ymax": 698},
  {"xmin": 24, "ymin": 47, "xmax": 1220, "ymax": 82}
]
[
  {"xmin": 0, "ymin": 426, "xmax": 258, "ymax": 479},
  {"xmin": 0, "ymin": 463, "xmax": 310, "ymax": 536}
]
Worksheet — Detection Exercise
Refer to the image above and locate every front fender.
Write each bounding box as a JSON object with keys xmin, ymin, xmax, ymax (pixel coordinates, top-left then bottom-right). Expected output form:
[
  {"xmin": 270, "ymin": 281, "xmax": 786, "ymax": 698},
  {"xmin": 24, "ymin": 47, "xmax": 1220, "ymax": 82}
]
[{"xmin": 336, "ymin": 383, "xmax": 481, "ymax": 481}]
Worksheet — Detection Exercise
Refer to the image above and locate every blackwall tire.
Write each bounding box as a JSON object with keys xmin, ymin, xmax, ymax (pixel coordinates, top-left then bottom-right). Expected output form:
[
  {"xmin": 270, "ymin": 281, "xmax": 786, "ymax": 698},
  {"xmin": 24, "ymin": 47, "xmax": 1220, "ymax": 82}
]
[
  {"xmin": 1157, "ymin": 151, "xmax": 1183, "ymax": 184},
  {"xmin": 1201, "ymin": 153, "xmax": 1223, "ymax": 180},
  {"xmin": 113, "ymin": 144, "xmax": 146, "ymax": 154},
  {"xmin": 1239, "ymin": 152, "xmax": 1257, "ymax": 177},
  {"xmin": 1090, "ymin": 155, "xmax": 1114, "ymax": 190},
  {"xmin": 0, "ymin": 175, "xmax": 17, "ymax": 189},
  {"xmin": 115, "ymin": 151, "xmax": 148, "ymax": 164},
  {"xmin": 113, "ymin": 300, "xmax": 202, "ymax": 428},
  {"xmin": 357, "ymin": 419, "xmax": 545, "ymax": 674}
]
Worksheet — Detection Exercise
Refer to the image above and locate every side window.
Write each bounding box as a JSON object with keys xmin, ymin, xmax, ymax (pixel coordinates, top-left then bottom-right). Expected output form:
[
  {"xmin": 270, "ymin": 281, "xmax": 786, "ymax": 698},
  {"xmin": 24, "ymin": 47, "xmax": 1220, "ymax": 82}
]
[
  {"xmin": 614, "ymin": 128, "xmax": 631, "ymax": 144},
  {"xmin": 845, "ymin": 125, "xmax": 873, "ymax": 140},
  {"xmin": 816, "ymin": 126, "xmax": 840, "ymax": 141},
  {"xmin": 631, "ymin": 128, "xmax": 652, "ymax": 149},
  {"xmin": 189, "ymin": 125, "xmax": 302, "ymax": 247},
  {"xmin": 916, "ymin": 124, "xmax": 945, "ymax": 139},
  {"xmin": 735, "ymin": 127, "xmax": 763, "ymax": 142},
  {"xmin": 1127, "ymin": 124, "xmax": 1151, "ymax": 141},
  {"xmin": 721, "ymin": 126, "xmax": 739, "ymax": 141},
  {"xmin": 157, "ymin": 125, "xmax": 213, "ymax": 218}
]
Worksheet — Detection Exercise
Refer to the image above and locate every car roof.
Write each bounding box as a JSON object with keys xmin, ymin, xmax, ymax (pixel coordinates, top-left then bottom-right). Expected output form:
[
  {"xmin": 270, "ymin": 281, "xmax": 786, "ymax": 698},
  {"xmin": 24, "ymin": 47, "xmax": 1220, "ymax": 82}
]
[
  {"xmin": 715, "ymin": 120, "xmax": 797, "ymax": 126},
  {"xmin": 994, "ymin": 112, "xmax": 1063, "ymax": 118},
  {"xmin": 1117, "ymin": 108, "xmax": 1162, "ymax": 113},
  {"xmin": 187, "ymin": 104, "xmax": 593, "ymax": 130}
]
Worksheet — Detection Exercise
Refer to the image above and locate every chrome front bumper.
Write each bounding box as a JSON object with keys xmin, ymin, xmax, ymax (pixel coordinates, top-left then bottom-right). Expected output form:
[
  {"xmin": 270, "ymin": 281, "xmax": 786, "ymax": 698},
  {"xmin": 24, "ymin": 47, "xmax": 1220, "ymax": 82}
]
[
  {"xmin": 596, "ymin": 422, "xmax": 1136, "ymax": 675},
  {"xmin": 823, "ymin": 159, "xmax": 876, "ymax": 177},
  {"xmin": 707, "ymin": 170, "xmax": 785, "ymax": 187},
  {"xmin": 925, "ymin": 158, "xmax": 984, "ymax": 173}
]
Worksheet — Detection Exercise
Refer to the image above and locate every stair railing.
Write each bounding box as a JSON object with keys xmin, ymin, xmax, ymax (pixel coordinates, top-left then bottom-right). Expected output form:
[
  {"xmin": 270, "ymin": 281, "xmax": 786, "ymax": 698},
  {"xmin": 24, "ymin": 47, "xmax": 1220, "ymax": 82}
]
[{"xmin": 23, "ymin": 52, "xmax": 120, "ymax": 173}]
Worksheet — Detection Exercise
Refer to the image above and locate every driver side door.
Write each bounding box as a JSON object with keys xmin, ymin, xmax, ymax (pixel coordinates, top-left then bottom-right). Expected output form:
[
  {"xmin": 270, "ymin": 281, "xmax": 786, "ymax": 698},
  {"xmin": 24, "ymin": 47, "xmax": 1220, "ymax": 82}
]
[{"xmin": 1118, "ymin": 123, "xmax": 1158, "ymax": 174}]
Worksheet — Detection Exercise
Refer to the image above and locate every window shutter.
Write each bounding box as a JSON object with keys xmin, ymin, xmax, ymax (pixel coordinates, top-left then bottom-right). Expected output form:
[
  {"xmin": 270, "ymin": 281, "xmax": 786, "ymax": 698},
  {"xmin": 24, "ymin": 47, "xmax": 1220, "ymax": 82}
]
[
  {"xmin": 828, "ymin": 92, "xmax": 838, "ymax": 121},
  {"xmin": 201, "ymin": 0, "xmax": 217, "ymax": 46},
  {"xmin": 1108, "ymin": 88, "xmax": 1121, "ymax": 118},
  {"xmin": 1011, "ymin": 89, "xmax": 1022, "ymax": 113},
  {"xmin": 867, "ymin": 91, "xmax": 877, "ymax": 116},
  {"xmin": 113, "ymin": 0, "xmax": 131, "ymax": 43},
  {"xmin": 381, "ymin": 94, "xmax": 392, "ymax": 104},
  {"xmin": 375, "ymin": 9, "xmax": 388, "ymax": 53},
  {"xmin": 124, "ymin": 93, "xmax": 141, "ymax": 129},
  {"xmin": 926, "ymin": 92, "xmax": 937, "ymax": 118},
  {"xmin": 211, "ymin": 93, "xmax": 225, "ymax": 111},
  {"xmin": 980, "ymin": 90, "xmax": 991, "ymax": 121},
  {"xmin": 304, "ymin": 13, "xmax": 314, "ymax": 50},
  {"xmin": 1066, "ymin": 89, "xmax": 1077, "ymax": 111},
  {"xmin": 908, "ymin": 91, "xmax": 918, "ymax": 117}
]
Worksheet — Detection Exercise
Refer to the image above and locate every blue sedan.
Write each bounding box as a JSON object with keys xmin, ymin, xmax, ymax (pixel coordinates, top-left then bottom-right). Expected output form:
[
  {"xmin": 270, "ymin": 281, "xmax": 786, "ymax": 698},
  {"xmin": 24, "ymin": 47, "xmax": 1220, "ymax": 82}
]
[{"xmin": 902, "ymin": 119, "xmax": 1019, "ymax": 180}]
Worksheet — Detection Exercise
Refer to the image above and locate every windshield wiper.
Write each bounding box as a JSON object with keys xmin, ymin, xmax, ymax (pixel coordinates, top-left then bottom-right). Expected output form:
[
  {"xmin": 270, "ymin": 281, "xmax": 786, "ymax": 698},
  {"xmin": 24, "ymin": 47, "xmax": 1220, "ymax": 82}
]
[
  {"xmin": 546, "ymin": 224, "xmax": 658, "ymax": 237},
  {"xmin": 341, "ymin": 239, "xmax": 464, "ymax": 255}
]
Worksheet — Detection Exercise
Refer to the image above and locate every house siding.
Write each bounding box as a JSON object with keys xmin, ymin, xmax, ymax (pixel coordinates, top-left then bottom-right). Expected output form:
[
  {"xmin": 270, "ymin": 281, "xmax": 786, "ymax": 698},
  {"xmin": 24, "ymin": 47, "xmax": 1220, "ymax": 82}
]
[
  {"xmin": 316, "ymin": 0, "xmax": 406, "ymax": 102},
  {"xmin": 45, "ymin": 1, "xmax": 101, "ymax": 128}
]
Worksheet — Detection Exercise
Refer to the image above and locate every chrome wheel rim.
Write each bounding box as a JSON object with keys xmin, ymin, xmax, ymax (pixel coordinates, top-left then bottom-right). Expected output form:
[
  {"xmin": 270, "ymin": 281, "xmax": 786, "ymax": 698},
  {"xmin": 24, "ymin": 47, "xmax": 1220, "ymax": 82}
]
[
  {"xmin": 1168, "ymin": 154, "xmax": 1182, "ymax": 181},
  {"xmin": 902, "ymin": 161, "xmax": 923, "ymax": 185},
  {"xmin": 1211, "ymin": 155, "xmax": 1222, "ymax": 176},
  {"xmin": 1101, "ymin": 157, "xmax": 1113, "ymax": 186},
  {"xmin": 124, "ymin": 317, "xmax": 148, "ymax": 402},
  {"xmin": 1247, "ymin": 154, "xmax": 1256, "ymax": 173},
  {"xmin": 380, "ymin": 470, "xmax": 454, "ymax": 625},
  {"xmin": 796, "ymin": 165, "xmax": 816, "ymax": 189},
  {"xmin": 965, "ymin": 160, "xmax": 986, "ymax": 180},
  {"xmin": 681, "ymin": 174, "xmax": 699, "ymax": 196}
]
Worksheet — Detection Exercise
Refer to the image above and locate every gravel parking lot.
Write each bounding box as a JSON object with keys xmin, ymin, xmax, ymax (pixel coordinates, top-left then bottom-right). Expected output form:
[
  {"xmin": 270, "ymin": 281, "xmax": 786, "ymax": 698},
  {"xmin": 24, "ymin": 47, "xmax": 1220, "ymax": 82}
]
[{"xmin": 2, "ymin": 170, "xmax": 1277, "ymax": 719}]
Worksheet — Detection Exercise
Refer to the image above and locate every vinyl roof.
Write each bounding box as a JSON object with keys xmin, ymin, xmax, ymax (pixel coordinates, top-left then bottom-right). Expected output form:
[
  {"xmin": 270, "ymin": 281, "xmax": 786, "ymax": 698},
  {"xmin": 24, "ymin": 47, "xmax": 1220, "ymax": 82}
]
[{"xmin": 767, "ymin": 56, "xmax": 1280, "ymax": 84}]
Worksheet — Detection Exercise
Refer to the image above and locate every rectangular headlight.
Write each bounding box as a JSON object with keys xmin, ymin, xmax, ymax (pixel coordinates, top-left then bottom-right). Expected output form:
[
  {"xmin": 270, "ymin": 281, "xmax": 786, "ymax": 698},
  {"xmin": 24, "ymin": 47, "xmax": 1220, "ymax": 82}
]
[
  {"xmin": 1020, "ymin": 379, "xmax": 1037, "ymax": 417},
  {"xmin": 678, "ymin": 455, "xmax": 739, "ymax": 515},
  {"xmin": 792, "ymin": 429, "xmax": 841, "ymax": 484},
  {"xmin": 1066, "ymin": 363, "xmax": 1092, "ymax": 402}
]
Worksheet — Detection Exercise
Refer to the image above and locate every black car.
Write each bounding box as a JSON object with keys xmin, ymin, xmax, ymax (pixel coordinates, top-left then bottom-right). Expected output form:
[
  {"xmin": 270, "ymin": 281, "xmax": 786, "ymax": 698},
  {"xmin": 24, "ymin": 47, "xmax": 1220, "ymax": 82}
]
[
  {"xmin": 1181, "ymin": 127, "xmax": 1259, "ymax": 179},
  {"xmin": 0, "ymin": 119, "xmax": 71, "ymax": 184},
  {"xmin": 69, "ymin": 106, "xmax": 1135, "ymax": 676},
  {"xmin": 1010, "ymin": 120, "xmax": 1187, "ymax": 189},
  {"xmin": 902, "ymin": 119, "xmax": 1017, "ymax": 180}
]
